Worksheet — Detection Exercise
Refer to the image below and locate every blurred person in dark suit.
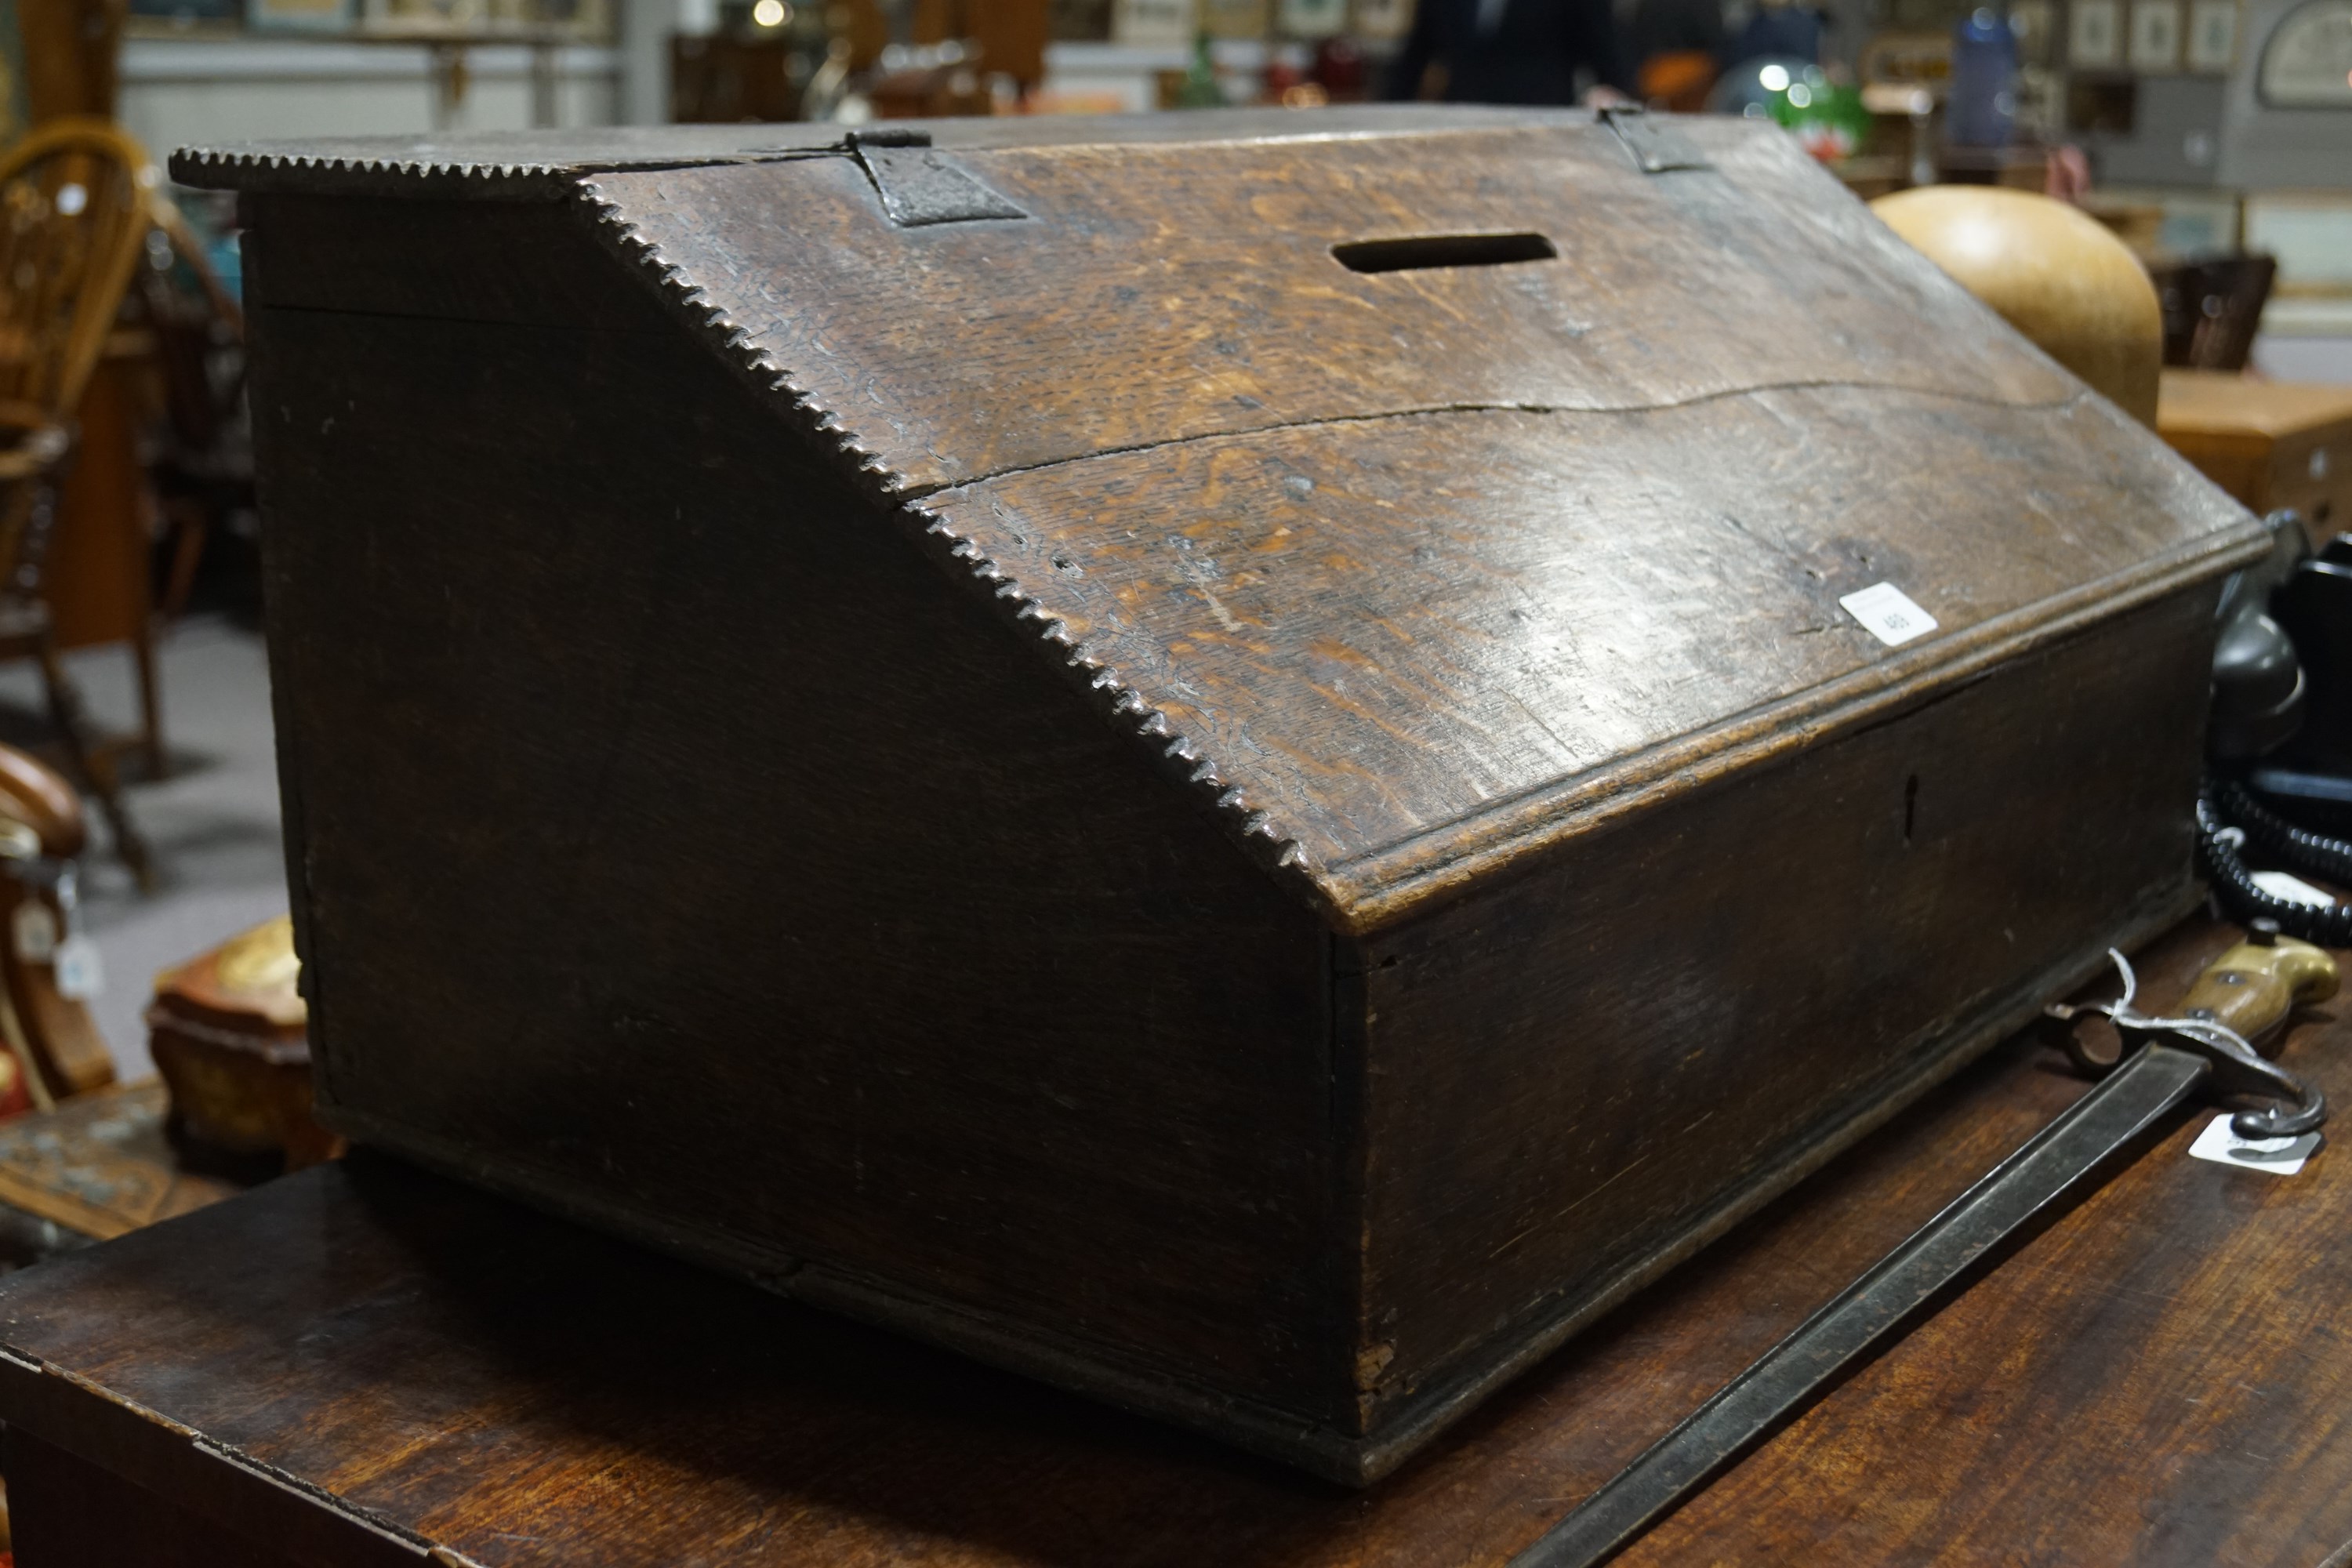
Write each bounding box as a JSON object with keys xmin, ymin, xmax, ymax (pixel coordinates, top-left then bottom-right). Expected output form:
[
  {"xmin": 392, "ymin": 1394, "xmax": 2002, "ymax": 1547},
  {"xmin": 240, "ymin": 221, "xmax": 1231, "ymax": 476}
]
[{"xmin": 1385, "ymin": 0, "xmax": 1635, "ymax": 105}]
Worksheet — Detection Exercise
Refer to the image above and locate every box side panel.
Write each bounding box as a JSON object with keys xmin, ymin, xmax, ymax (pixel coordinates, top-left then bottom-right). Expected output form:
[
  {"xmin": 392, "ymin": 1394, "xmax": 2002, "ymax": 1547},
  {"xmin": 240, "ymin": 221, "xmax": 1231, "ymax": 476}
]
[
  {"xmin": 244, "ymin": 201, "xmax": 1351, "ymax": 1431},
  {"xmin": 246, "ymin": 194, "xmax": 673, "ymax": 328},
  {"xmin": 1352, "ymin": 590, "xmax": 2216, "ymax": 1457}
]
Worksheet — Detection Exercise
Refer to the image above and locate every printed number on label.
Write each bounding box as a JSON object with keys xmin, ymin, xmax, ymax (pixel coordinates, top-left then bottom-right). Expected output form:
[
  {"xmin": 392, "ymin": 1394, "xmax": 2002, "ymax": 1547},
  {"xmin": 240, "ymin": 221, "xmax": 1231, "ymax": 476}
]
[{"xmin": 1838, "ymin": 581, "xmax": 1940, "ymax": 648}]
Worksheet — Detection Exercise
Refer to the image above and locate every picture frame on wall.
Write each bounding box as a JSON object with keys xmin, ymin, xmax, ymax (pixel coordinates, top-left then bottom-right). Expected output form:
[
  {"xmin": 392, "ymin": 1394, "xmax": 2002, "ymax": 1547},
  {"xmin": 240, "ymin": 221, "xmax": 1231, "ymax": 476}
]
[
  {"xmin": 125, "ymin": 0, "xmax": 244, "ymax": 30},
  {"xmin": 1111, "ymin": 0, "xmax": 1192, "ymax": 43},
  {"xmin": 2129, "ymin": 0, "xmax": 2185, "ymax": 68},
  {"xmin": 1351, "ymin": 0, "xmax": 1411, "ymax": 40},
  {"xmin": 247, "ymin": 0, "xmax": 356, "ymax": 29},
  {"xmin": 2071, "ymin": 0, "xmax": 2124, "ymax": 65},
  {"xmin": 1277, "ymin": 0, "xmax": 1345, "ymax": 37},
  {"xmin": 2257, "ymin": 0, "xmax": 2352, "ymax": 104},
  {"xmin": 2186, "ymin": 0, "xmax": 2240, "ymax": 67},
  {"xmin": 2010, "ymin": 0, "xmax": 2056, "ymax": 60}
]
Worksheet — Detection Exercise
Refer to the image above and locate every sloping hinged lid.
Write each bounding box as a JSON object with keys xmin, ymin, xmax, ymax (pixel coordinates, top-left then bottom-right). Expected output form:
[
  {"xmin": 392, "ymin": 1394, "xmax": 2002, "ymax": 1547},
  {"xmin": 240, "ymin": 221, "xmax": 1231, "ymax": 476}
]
[{"xmin": 179, "ymin": 111, "xmax": 2263, "ymax": 934}]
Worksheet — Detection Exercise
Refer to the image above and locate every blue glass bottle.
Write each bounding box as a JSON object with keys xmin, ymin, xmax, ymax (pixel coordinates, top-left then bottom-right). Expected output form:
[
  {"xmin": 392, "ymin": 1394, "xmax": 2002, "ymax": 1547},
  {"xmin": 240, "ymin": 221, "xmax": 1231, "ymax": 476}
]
[{"xmin": 1947, "ymin": 8, "xmax": 2018, "ymax": 148}]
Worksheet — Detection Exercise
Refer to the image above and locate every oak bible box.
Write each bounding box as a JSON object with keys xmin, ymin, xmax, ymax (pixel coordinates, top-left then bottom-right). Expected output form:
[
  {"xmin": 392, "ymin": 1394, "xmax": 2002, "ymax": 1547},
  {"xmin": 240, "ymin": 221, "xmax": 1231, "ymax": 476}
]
[{"xmin": 180, "ymin": 108, "xmax": 2263, "ymax": 1483}]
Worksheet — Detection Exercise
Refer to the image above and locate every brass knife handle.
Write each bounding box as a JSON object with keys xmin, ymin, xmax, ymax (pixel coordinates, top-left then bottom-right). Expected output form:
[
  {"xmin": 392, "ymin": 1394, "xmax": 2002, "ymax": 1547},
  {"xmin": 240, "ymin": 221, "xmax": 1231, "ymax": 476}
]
[{"xmin": 2175, "ymin": 926, "xmax": 2339, "ymax": 1043}]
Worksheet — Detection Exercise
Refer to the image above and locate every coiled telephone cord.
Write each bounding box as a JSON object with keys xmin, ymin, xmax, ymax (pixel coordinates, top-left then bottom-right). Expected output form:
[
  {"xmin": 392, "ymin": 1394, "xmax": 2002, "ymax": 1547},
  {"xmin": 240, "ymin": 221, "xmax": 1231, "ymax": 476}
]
[{"xmin": 2198, "ymin": 776, "xmax": 2352, "ymax": 945}]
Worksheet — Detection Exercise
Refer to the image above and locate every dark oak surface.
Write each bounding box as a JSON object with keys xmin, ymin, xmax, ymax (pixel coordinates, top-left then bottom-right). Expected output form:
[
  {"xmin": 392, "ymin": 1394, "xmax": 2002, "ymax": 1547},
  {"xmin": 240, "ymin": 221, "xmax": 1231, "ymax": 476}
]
[
  {"xmin": 1350, "ymin": 592, "xmax": 2211, "ymax": 1443},
  {"xmin": 931, "ymin": 394, "xmax": 2237, "ymax": 905},
  {"xmin": 582, "ymin": 118, "xmax": 2252, "ymax": 906},
  {"xmin": 220, "ymin": 112, "xmax": 2260, "ymax": 920},
  {"xmin": 245, "ymin": 272, "xmax": 1352, "ymax": 1447},
  {"xmin": 170, "ymin": 106, "xmax": 1578, "ymax": 201},
  {"xmin": 2, "ymin": 919, "xmax": 2349, "ymax": 1566},
  {"xmin": 589, "ymin": 125, "xmax": 2076, "ymax": 492},
  {"xmin": 219, "ymin": 110, "xmax": 2266, "ymax": 1474}
]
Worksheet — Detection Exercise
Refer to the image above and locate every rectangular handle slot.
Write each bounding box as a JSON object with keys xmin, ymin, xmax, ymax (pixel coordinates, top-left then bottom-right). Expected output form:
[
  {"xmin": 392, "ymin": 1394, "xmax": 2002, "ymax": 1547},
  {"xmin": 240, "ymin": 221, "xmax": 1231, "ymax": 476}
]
[{"xmin": 1331, "ymin": 232, "xmax": 1558, "ymax": 274}]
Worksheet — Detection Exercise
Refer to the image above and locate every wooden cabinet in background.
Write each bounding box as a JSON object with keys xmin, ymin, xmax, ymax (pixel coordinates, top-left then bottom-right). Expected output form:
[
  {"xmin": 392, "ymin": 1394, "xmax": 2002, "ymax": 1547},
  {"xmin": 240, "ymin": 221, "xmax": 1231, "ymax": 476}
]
[
  {"xmin": 2160, "ymin": 368, "xmax": 2352, "ymax": 539},
  {"xmin": 670, "ymin": 34, "xmax": 804, "ymax": 122}
]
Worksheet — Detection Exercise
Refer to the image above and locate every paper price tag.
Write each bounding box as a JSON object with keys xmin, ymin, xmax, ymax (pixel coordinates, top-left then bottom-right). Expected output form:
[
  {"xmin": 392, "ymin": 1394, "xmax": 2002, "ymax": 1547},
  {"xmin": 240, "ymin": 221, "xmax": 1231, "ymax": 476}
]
[
  {"xmin": 2251, "ymin": 869, "xmax": 2336, "ymax": 908},
  {"xmin": 12, "ymin": 901, "xmax": 56, "ymax": 962},
  {"xmin": 2188, "ymin": 1112, "xmax": 2320, "ymax": 1177},
  {"xmin": 52, "ymin": 935, "xmax": 102, "ymax": 1000},
  {"xmin": 1838, "ymin": 582, "xmax": 1939, "ymax": 648}
]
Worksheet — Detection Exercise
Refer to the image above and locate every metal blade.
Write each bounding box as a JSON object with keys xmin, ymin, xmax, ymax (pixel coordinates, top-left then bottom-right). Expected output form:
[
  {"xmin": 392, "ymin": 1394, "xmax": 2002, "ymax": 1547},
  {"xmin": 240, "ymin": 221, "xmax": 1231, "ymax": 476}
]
[{"xmin": 1511, "ymin": 1042, "xmax": 2212, "ymax": 1568}]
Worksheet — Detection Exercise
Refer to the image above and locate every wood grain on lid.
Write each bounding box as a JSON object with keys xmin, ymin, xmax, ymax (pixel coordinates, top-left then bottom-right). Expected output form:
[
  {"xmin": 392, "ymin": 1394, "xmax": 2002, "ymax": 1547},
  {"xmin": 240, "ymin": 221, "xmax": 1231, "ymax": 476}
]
[
  {"xmin": 567, "ymin": 115, "xmax": 2261, "ymax": 916},
  {"xmin": 586, "ymin": 121, "xmax": 2075, "ymax": 494}
]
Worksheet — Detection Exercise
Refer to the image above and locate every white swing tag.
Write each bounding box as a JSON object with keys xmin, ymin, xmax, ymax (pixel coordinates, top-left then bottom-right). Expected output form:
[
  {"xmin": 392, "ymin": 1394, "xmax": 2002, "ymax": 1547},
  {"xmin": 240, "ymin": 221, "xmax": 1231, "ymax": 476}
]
[
  {"xmin": 12, "ymin": 901, "xmax": 56, "ymax": 962},
  {"xmin": 2188, "ymin": 1112, "xmax": 2320, "ymax": 1178},
  {"xmin": 52, "ymin": 935, "xmax": 102, "ymax": 1000}
]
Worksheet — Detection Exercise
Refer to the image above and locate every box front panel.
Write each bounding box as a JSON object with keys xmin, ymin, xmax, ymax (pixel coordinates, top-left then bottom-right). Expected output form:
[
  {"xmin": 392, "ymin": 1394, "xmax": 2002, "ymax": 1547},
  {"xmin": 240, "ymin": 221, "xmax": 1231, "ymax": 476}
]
[{"xmin": 1352, "ymin": 590, "xmax": 2216, "ymax": 1447}]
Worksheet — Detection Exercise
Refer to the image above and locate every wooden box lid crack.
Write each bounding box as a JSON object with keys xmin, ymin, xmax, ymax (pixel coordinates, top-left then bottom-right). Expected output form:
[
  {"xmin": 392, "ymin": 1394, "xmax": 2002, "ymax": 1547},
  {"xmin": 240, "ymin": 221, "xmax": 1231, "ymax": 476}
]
[{"xmin": 176, "ymin": 111, "xmax": 2263, "ymax": 936}]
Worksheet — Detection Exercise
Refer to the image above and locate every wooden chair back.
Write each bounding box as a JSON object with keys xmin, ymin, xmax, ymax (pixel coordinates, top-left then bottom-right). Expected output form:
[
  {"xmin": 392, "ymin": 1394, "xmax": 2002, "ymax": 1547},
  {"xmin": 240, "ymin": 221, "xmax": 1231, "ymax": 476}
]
[
  {"xmin": 2153, "ymin": 252, "xmax": 2278, "ymax": 374},
  {"xmin": 0, "ymin": 117, "xmax": 152, "ymax": 434},
  {"xmin": 0, "ymin": 120, "xmax": 164, "ymax": 895}
]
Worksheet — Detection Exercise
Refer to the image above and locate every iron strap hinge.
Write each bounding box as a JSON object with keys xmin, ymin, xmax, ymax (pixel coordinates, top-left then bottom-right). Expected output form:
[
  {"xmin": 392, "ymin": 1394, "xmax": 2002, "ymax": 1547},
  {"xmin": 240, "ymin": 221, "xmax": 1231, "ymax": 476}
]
[
  {"xmin": 843, "ymin": 129, "xmax": 1029, "ymax": 228},
  {"xmin": 1599, "ymin": 106, "xmax": 1712, "ymax": 175}
]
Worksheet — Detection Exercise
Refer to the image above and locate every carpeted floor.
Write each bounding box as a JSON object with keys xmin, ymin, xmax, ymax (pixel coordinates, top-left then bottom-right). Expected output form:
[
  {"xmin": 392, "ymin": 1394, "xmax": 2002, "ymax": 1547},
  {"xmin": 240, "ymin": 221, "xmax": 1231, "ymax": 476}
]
[{"xmin": 0, "ymin": 616, "xmax": 288, "ymax": 1080}]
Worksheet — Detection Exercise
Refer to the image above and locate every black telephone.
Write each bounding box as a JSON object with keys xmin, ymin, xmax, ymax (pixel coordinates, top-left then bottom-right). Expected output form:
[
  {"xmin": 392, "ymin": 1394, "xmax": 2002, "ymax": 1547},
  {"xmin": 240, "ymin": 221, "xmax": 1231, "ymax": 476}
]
[{"xmin": 2204, "ymin": 511, "xmax": 2352, "ymax": 942}]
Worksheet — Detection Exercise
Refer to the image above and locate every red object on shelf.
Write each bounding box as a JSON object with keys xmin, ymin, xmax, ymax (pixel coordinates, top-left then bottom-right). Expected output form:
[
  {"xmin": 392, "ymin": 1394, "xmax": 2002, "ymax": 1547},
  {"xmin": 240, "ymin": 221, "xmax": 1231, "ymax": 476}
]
[{"xmin": 1312, "ymin": 34, "xmax": 1367, "ymax": 99}]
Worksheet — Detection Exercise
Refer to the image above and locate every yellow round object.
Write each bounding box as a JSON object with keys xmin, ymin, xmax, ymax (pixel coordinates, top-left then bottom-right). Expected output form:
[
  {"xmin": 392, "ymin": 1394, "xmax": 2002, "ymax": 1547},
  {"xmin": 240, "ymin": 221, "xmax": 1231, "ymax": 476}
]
[
  {"xmin": 209, "ymin": 913, "xmax": 307, "ymax": 1028},
  {"xmin": 1870, "ymin": 186, "xmax": 2161, "ymax": 428}
]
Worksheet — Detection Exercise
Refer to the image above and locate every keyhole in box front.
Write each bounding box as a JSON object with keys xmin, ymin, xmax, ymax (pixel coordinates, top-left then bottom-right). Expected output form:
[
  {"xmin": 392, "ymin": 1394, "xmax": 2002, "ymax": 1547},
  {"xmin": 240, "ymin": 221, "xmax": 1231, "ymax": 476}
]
[{"xmin": 1904, "ymin": 773, "xmax": 1920, "ymax": 846}]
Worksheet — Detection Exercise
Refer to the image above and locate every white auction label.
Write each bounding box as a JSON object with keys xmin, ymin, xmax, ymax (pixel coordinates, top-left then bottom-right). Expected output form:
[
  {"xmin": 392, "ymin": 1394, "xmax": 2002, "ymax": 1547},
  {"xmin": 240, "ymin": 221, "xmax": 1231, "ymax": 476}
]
[
  {"xmin": 2251, "ymin": 869, "xmax": 2336, "ymax": 908},
  {"xmin": 2188, "ymin": 1112, "xmax": 2321, "ymax": 1177},
  {"xmin": 11, "ymin": 902, "xmax": 55, "ymax": 962},
  {"xmin": 1838, "ymin": 581, "xmax": 1939, "ymax": 647}
]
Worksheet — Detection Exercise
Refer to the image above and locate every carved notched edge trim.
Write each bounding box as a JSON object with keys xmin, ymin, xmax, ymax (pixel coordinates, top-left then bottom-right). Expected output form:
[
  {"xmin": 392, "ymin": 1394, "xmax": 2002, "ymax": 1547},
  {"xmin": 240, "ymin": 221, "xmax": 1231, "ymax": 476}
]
[
  {"xmin": 572, "ymin": 176, "xmax": 908, "ymax": 492},
  {"xmin": 916, "ymin": 496, "xmax": 1325, "ymax": 903},
  {"xmin": 167, "ymin": 146, "xmax": 577, "ymax": 201},
  {"xmin": 569, "ymin": 176, "xmax": 1336, "ymax": 921},
  {"xmin": 170, "ymin": 149, "xmax": 553, "ymax": 179}
]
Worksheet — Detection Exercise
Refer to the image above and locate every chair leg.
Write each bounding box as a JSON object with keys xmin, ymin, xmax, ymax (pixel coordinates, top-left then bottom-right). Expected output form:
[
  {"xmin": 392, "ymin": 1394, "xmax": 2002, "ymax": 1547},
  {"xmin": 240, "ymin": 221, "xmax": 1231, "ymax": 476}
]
[
  {"xmin": 34, "ymin": 631, "xmax": 156, "ymax": 894},
  {"xmin": 132, "ymin": 615, "xmax": 166, "ymax": 783},
  {"xmin": 154, "ymin": 500, "xmax": 208, "ymax": 626}
]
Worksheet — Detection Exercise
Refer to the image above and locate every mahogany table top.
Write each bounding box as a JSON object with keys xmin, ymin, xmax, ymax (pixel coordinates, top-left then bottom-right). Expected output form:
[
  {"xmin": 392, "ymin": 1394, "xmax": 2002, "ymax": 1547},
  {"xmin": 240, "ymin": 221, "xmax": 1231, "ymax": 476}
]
[{"xmin": 0, "ymin": 918, "xmax": 2346, "ymax": 1566}]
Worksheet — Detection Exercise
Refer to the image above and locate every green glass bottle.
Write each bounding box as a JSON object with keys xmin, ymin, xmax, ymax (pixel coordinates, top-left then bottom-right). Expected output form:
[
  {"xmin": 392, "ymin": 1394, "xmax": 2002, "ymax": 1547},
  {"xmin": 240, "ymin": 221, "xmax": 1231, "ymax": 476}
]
[{"xmin": 1174, "ymin": 30, "xmax": 1226, "ymax": 107}]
